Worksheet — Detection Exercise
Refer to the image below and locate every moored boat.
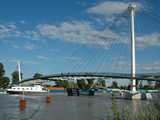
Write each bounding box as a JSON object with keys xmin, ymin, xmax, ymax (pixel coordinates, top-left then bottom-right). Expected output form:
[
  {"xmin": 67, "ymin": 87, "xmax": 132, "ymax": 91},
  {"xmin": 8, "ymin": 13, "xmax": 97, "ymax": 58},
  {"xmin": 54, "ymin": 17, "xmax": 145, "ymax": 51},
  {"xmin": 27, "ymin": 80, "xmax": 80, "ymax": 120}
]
[{"xmin": 6, "ymin": 85, "xmax": 48, "ymax": 95}]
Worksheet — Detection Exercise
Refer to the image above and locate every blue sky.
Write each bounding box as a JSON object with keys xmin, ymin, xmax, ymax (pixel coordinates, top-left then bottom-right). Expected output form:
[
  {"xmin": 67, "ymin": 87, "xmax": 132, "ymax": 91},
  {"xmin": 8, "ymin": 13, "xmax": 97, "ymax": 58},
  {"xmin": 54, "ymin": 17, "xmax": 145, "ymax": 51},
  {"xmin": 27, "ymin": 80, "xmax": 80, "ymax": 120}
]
[{"xmin": 0, "ymin": 0, "xmax": 160, "ymax": 79}]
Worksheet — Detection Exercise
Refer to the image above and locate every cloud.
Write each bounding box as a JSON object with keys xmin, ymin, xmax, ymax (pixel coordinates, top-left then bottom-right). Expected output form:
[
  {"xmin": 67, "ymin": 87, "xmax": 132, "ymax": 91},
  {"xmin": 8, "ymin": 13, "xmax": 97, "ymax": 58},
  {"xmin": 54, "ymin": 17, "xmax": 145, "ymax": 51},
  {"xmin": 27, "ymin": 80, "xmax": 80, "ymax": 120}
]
[
  {"xmin": 36, "ymin": 21, "xmax": 127, "ymax": 49},
  {"xmin": 137, "ymin": 61, "xmax": 160, "ymax": 73},
  {"xmin": 137, "ymin": 33, "xmax": 160, "ymax": 48},
  {"xmin": 110, "ymin": 57, "xmax": 130, "ymax": 72},
  {"xmin": 22, "ymin": 60, "xmax": 40, "ymax": 65},
  {"xmin": 5, "ymin": 40, "xmax": 40, "ymax": 51},
  {"xmin": 112, "ymin": 58, "xmax": 160, "ymax": 73},
  {"xmin": 20, "ymin": 20, "xmax": 26, "ymax": 24},
  {"xmin": 64, "ymin": 56, "xmax": 80, "ymax": 61},
  {"xmin": 0, "ymin": 59, "xmax": 40, "ymax": 65},
  {"xmin": 0, "ymin": 23, "xmax": 18, "ymax": 38},
  {"xmin": 0, "ymin": 1, "xmax": 158, "ymax": 50},
  {"xmin": 0, "ymin": 23, "xmax": 40, "ymax": 41},
  {"xmin": 23, "ymin": 42, "xmax": 39, "ymax": 50},
  {"xmin": 34, "ymin": 20, "xmax": 160, "ymax": 49},
  {"xmin": 37, "ymin": 55, "xmax": 49, "ymax": 60},
  {"xmin": 0, "ymin": 22, "xmax": 160, "ymax": 50},
  {"xmin": 23, "ymin": 30, "xmax": 41, "ymax": 40},
  {"xmin": 87, "ymin": 1, "xmax": 142, "ymax": 15},
  {"xmin": 87, "ymin": 1, "xmax": 143, "ymax": 28}
]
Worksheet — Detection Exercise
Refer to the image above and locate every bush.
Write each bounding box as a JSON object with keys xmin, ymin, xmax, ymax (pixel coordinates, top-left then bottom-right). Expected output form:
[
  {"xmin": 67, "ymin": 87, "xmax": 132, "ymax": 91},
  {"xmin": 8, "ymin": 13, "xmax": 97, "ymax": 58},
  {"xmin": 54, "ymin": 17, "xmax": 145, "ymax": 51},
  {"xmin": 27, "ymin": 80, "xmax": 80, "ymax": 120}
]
[{"xmin": 106, "ymin": 98, "xmax": 160, "ymax": 120}]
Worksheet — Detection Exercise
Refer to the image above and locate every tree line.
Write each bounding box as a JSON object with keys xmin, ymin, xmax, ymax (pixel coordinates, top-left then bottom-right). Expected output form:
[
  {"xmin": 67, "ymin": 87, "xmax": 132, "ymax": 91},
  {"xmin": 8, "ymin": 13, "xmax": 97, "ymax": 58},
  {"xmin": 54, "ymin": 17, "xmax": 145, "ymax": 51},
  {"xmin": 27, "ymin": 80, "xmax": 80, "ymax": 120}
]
[
  {"xmin": 0, "ymin": 62, "xmax": 23, "ymax": 89},
  {"xmin": 0, "ymin": 62, "xmax": 160, "ymax": 90}
]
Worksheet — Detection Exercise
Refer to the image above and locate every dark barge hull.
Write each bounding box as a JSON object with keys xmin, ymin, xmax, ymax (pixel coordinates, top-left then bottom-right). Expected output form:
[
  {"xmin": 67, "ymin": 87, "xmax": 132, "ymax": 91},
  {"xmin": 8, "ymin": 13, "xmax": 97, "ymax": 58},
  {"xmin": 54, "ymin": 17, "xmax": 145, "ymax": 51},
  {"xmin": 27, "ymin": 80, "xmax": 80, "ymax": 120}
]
[{"xmin": 6, "ymin": 91, "xmax": 47, "ymax": 95}]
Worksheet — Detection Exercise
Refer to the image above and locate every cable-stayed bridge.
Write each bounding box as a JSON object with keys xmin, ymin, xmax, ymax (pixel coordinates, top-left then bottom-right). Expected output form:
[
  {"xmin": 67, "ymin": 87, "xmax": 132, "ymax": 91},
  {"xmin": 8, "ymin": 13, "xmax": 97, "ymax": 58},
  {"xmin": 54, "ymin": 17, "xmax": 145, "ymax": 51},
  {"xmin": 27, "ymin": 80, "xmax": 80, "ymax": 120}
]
[
  {"xmin": 15, "ymin": 4, "xmax": 160, "ymax": 95},
  {"xmin": 20, "ymin": 72, "xmax": 160, "ymax": 84}
]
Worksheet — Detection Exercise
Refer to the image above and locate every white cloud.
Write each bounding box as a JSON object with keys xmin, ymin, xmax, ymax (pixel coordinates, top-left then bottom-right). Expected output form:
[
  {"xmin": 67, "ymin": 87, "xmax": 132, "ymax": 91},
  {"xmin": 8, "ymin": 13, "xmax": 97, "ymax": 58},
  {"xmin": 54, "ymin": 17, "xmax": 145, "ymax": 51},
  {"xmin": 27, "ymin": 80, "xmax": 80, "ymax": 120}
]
[
  {"xmin": 64, "ymin": 56, "xmax": 80, "ymax": 61},
  {"xmin": 0, "ymin": 23, "xmax": 17, "ymax": 38},
  {"xmin": 0, "ymin": 21, "xmax": 160, "ymax": 50},
  {"xmin": 36, "ymin": 21, "xmax": 127, "ymax": 49},
  {"xmin": 0, "ymin": 1, "xmax": 158, "ymax": 50},
  {"xmin": 24, "ymin": 43, "xmax": 39, "ymax": 50},
  {"xmin": 138, "ymin": 61, "xmax": 160, "ymax": 72},
  {"xmin": 0, "ymin": 59, "xmax": 40, "ymax": 65},
  {"xmin": 110, "ymin": 57, "xmax": 160, "ymax": 73},
  {"xmin": 35, "ymin": 21, "xmax": 160, "ymax": 49},
  {"xmin": 37, "ymin": 55, "xmax": 49, "ymax": 60},
  {"xmin": 0, "ymin": 23, "xmax": 39, "ymax": 40},
  {"xmin": 12, "ymin": 44, "xmax": 20, "ymax": 49},
  {"xmin": 23, "ymin": 30, "xmax": 40, "ymax": 40},
  {"xmin": 137, "ymin": 33, "xmax": 160, "ymax": 48},
  {"xmin": 87, "ymin": 1, "xmax": 142, "ymax": 15},
  {"xmin": 87, "ymin": 1, "xmax": 142, "ymax": 27},
  {"xmin": 20, "ymin": 20, "xmax": 26, "ymax": 24}
]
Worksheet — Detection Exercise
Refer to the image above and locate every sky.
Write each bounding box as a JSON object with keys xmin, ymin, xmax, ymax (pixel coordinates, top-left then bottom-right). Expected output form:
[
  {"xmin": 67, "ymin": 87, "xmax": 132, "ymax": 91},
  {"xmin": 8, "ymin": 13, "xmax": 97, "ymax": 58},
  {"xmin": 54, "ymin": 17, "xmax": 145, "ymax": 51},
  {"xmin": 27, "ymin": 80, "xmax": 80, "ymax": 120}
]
[{"xmin": 0, "ymin": 0, "xmax": 160, "ymax": 79}]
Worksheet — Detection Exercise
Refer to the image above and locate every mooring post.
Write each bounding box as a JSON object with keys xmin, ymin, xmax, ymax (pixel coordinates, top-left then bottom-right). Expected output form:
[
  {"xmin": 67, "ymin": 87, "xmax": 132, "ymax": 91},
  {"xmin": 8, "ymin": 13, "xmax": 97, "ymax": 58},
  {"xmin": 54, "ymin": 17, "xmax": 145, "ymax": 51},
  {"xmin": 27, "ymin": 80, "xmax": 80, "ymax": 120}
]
[{"xmin": 19, "ymin": 91, "xmax": 27, "ymax": 111}]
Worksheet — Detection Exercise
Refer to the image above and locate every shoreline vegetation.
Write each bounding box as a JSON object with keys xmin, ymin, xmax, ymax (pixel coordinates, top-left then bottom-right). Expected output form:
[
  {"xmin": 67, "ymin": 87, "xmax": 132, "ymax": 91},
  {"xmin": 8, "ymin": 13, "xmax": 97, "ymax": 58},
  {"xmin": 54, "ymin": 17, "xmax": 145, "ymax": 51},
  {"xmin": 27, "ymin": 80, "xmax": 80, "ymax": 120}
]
[{"xmin": 107, "ymin": 95, "xmax": 160, "ymax": 120}]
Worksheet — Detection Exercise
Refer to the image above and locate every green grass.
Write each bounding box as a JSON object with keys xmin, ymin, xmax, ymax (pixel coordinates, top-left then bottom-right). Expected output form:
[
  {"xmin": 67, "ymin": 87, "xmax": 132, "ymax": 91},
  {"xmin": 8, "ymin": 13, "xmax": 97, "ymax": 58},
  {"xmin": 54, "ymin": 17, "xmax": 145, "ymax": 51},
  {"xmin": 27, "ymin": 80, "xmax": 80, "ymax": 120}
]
[{"xmin": 106, "ymin": 97, "xmax": 160, "ymax": 120}]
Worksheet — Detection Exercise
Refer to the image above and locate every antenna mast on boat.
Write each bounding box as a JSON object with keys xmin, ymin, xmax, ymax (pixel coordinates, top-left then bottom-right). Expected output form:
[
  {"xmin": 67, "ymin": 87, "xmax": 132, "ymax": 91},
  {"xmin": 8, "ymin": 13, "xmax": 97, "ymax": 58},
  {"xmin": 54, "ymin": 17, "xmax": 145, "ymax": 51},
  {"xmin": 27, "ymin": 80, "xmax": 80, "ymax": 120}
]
[{"xmin": 17, "ymin": 61, "xmax": 22, "ymax": 84}]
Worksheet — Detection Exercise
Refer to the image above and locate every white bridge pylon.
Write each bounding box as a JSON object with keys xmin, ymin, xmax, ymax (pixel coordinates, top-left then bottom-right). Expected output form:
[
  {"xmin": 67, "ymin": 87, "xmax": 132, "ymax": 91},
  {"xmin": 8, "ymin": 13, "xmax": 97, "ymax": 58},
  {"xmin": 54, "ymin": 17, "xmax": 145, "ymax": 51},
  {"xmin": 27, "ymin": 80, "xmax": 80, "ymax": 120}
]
[{"xmin": 128, "ymin": 4, "xmax": 137, "ymax": 93}]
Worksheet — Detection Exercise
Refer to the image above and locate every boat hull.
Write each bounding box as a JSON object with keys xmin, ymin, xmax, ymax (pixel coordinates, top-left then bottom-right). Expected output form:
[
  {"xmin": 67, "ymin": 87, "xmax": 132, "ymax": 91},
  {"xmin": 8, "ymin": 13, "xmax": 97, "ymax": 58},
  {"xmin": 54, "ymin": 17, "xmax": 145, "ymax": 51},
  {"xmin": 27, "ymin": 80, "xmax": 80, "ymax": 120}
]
[{"xmin": 6, "ymin": 90, "xmax": 47, "ymax": 95}]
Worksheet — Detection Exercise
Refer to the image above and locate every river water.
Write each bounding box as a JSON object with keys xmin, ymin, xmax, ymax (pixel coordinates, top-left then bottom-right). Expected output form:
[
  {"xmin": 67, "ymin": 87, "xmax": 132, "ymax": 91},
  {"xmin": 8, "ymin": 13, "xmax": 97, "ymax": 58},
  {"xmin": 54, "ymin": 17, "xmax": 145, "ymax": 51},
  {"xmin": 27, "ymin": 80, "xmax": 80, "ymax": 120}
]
[{"xmin": 0, "ymin": 94, "xmax": 158, "ymax": 120}]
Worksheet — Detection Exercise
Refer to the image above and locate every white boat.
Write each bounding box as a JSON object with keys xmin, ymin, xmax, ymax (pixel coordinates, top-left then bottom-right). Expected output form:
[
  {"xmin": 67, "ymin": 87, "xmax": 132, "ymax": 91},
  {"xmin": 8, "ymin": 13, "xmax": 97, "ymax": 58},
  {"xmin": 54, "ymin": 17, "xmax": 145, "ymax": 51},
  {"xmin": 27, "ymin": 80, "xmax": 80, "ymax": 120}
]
[
  {"xmin": 6, "ymin": 62, "xmax": 48, "ymax": 95},
  {"xmin": 6, "ymin": 85, "xmax": 48, "ymax": 95}
]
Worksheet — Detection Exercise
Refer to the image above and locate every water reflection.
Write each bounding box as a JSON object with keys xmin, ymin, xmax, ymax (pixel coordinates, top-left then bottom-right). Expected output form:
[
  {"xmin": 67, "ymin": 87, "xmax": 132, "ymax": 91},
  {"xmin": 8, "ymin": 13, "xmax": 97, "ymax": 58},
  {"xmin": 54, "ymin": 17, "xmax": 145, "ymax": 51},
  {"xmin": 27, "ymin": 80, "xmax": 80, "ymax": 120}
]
[{"xmin": 132, "ymin": 100, "xmax": 140, "ymax": 113}]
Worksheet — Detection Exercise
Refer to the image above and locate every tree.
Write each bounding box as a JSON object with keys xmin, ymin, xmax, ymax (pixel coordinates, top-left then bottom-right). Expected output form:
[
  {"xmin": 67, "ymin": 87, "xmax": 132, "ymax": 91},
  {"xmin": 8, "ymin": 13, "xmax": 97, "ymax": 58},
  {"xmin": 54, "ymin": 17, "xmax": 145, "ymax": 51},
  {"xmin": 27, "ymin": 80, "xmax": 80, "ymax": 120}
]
[
  {"xmin": 99, "ymin": 79, "xmax": 106, "ymax": 87},
  {"xmin": 33, "ymin": 73, "xmax": 43, "ymax": 78},
  {"xmin": 0, "ymin": 63, "xmax": 10, "ymax": 89},
  {"xmin": 0, "ymin": 63, "xmax": 5, "ymax": 78},
  {"xmin": 155, "ymin": 81, "xmax": 160, "ymax": 89},
  {"xmin": 1, "ymin": 77, "xmax": 10, "ymax": 88},
  {"xmin": 62, "ymin": 81, "xmax": 69, "ymax": 88},
  {"xmin": 139, "ymin": 81, "xmax": 143, "ymax": 89},
  {"xmin": 77, "ymin": 79, "xmax": 87, "ymax": 89},
  {"xmin": 12, "ymin": 70, "xmax": 23, "ymax": 85},
  {"xmin": 87, "ymin": 79, "xmax": 94, "ymax": 88},
  {"xmin": 111, "ymin": 81, "xmax": 118, "ymax": 88},
  {"xmin": 147, "ymin": 81, "xmax": 153, "ymax": 89},
  {"xmin": 0, "ymin": 63, "xmax": 5, "ymax": 81},
  {"xmin": 127, "ymin": 84, "xmax": 131, "ymax": 90},
  {"xmin": 56, "ymin": 80, "xmax": 69, "ymax": 88}
]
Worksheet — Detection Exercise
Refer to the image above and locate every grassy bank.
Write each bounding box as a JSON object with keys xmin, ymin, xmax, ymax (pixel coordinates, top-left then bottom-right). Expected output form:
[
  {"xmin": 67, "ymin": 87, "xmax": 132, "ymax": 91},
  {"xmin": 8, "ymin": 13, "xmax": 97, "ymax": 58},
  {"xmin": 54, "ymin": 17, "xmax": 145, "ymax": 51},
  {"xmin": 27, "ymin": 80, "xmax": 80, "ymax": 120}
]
[{"xmin": 106, "ymin": 97, "xmax": 160, "ymax": 120}]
